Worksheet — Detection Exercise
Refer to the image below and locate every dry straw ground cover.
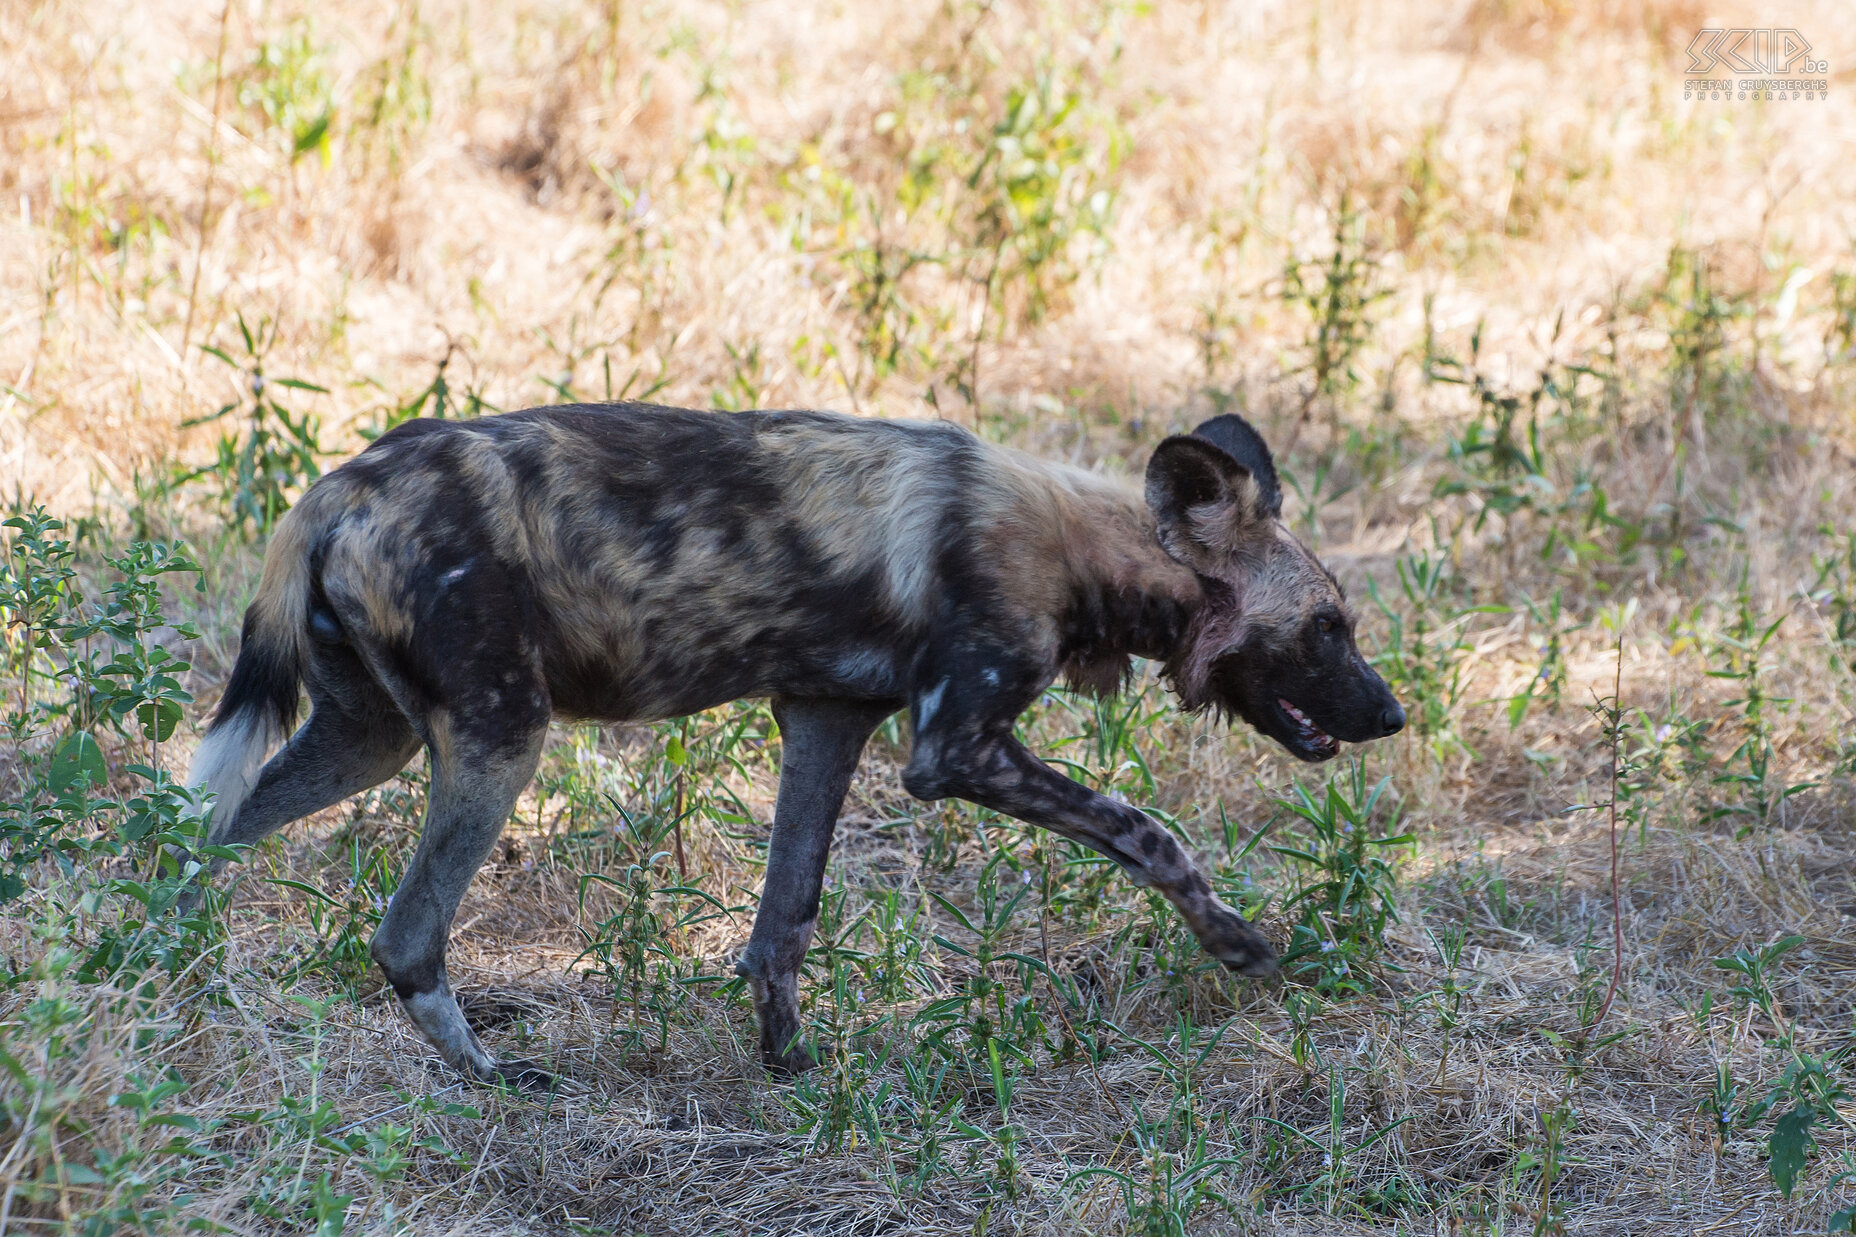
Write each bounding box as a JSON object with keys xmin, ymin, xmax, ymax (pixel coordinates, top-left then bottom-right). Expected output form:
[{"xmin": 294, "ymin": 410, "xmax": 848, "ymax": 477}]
[{"xmin": 2, "ymin": 0, "xmax": 1855, "ymax": 1232}]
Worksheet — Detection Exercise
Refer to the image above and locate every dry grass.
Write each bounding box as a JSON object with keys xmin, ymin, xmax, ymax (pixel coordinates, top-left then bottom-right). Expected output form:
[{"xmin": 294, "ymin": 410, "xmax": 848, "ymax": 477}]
[{"xmin": 3, "ymin": 0, "xmax": 1856, "ymax": 1232}]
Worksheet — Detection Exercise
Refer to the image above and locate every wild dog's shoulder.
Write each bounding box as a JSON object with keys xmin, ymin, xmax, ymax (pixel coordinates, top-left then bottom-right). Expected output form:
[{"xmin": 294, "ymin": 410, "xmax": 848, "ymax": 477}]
[
  {"xmin": 922, "ymin": 439, "xmax": 1201, "ymax": 686},
  {"xmin": 968, "ymin": 444, "xmax": 1183, "ymax": 590}
]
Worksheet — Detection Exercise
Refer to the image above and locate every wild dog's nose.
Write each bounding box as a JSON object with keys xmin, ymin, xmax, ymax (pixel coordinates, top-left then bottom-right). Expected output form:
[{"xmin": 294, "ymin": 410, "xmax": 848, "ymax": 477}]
[{"xmin": 1379, "ymin": 703, "xmax": 1406, "ymax": 736}]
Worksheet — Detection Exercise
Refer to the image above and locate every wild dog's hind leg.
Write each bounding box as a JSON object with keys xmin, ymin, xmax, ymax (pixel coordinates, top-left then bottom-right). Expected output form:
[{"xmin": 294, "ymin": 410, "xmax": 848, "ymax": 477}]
[
  {"xmin": 903, "ymin": 659, "xmax": 1277, "ymax": 977},
  {"xmin": 736, "ymin": 697, "xmax": 893, "ymax": 1076},
  {"xmin": 336, "ymin": 548, "xmax": 558, "ymax": 1088},
  {"xmin": 378, "ymin": 731, "xmax": 542, "ymax": 1088},
  {"xmin": 370, "ymin": 708, "xmax": 548, "ymax": 1088}
]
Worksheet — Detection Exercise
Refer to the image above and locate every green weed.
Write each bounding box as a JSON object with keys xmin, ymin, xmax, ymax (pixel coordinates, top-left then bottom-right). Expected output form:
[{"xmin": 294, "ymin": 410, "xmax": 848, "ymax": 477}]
[
  {"xmin": 1699, "ymin": 572, "xmax": 1816, "ymax": 837},
  {"xmin": 269, "ymin": 834, "xmax": 403, "ymax": 1000},
  {"xmin": 1366, "ymin": 550, "xmax": 1482, "ymax": 757},
  {"xmin": 231, "ymin": 19, "xmax": 337, "ymax": 164},
  {"xmin": 574, "ymin": 834, "xmax": 734, "ymax": 1051},
  {"xmin": 361, "ymin": 341, "xmax": 496, "ymax": 441},
  {"xmin": 186, "ymin": 315, "xmax": 326, "ymax": 536},
  {"xmin": 1711, "ymin": 935, "xmax": 1856, "ymax": 1201},
  {"xmin": 1070, "ymin": 1020, "xmax": 1248, "ymax": 1233},
  {"xmin": 1280, "ymin": 193, "xmax": 1392, "ymax": 447},
  {"xmin": 1267, "ymin": 765, "xmax": 1410, "ymax": 998}
]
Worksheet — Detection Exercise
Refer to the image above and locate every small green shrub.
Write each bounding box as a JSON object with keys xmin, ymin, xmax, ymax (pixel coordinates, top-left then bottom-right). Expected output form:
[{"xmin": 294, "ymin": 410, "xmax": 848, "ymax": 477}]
[
  {"xmin": 1700, "ymin": 572, "xmax": 1815, "ymax": 837},
  {"xmin": 229, "ymin": 18, "xmax": 336, "ymax": 163},
  {"xmin": 1711, "ymin": 936, "xmax": 1856, "ymax": 1202}
]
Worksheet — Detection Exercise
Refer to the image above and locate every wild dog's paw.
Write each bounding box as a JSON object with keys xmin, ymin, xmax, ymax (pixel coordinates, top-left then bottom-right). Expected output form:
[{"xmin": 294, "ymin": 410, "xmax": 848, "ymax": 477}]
[
  {"xmin": 747, "ymin": 978, "xmax": 818, "ymax": 1079},
  {"xmin": 1198, "ymin": 901, "xmax": 1279, "ymax": 977},
  {"xmin": 760, "ymin": 1039, "xmax": 818, "ymax": 1080},
  {"xmin": 489, "ymin": 1058, "xmax": 583, "ymax": 1096}
]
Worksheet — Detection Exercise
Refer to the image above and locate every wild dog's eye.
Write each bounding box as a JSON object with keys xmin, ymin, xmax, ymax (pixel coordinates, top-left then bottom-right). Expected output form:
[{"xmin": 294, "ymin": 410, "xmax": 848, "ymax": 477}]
[{"xmin": 1317, "ymin": 616, "xmax": 1337, "ymax": 634}]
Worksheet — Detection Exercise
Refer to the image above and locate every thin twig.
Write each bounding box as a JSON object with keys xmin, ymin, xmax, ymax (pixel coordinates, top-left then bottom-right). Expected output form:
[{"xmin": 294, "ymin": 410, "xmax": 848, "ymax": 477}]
[
  {"xmin": 1593, "ymin": 620, "xmax": 1626, "ymax": 1032},
  {"xmin": 671, "ymin": 720, "xmax": 690, "ymax": 883}
]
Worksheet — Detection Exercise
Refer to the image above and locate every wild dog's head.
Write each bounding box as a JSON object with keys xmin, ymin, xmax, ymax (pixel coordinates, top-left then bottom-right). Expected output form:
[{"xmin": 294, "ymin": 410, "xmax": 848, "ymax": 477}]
[{"xmin": 1146, "ymin": 414, "xmax": 1404, "ymax": 762}]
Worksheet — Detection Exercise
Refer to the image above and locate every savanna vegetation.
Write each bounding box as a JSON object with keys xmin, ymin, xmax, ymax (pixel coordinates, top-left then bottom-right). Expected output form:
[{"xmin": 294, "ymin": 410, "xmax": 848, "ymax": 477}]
[{"xmin": 1, "ymin": 0, "xmax": 1854, "ymax": 1231}]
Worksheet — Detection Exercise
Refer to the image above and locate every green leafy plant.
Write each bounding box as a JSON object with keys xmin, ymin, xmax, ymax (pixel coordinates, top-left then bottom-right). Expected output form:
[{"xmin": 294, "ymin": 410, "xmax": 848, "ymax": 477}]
[
  {"xmin": 915, "ymin": 851, "xmax": 1054, "ymax": 1080},
  {"xmin": 1810, "ymin": 526, "xmax": 1856, "ymax": 678},
  {"xmin": 1512, "ymin": 1099, "xmax": 1575, "ymax": 1237},
  {"xmin": 1280, "ymin": 193, "xmax": 1392, "ymax": 447},
  {"xmin": 0, "ymin": 507, "xmax": 228, "ymax": 952},
  {"xmin": 187, "ymin": 314, "xmax": 326, "ymax": 536},
  {"xmin": 1427, "ymin": 316, "xmax": 1560, "ymax": 495},
  {"xmin": 1712, "ymin": 935, "xmax": 1856, "ymax": 1201},
  {"xmin": 1701, "ymin": 573, "xmax": 1815, "ymax": 838},
  {"xmin": 270, "ymin": 835, "xmax": 403, "ymax": 999},
  {"xmin": 1646, "ymin": 245, "xmax": 1753, "ymax": 507},
  {"xmin": 231, "ymin": 18, "xmax": 336, "ymax": 163},
  {"xmin": 1069, "ymin": 1015, "xmax": 1253, "ymax": 1234},
  {"xmin": 1071, "ymin": 1127, "xmax": 1244, "ymax": 1237},
  {"xmin": 0, "ymin": 505, "xmax": 79, "ymax": 720},
  {"xmin": 1507, "ymin": 590, "xmax": 1585, "ymax": 726},
  {"xmin": 1255, "ymin": 1067, "xmax": 1414, "ymax": 1216},
  {"xmin": 799, "ymin": 16, "xmax": 1125, "ymax": 414},
  {"xmin": 575, "ymin": 835, "xmax": 733, "ymax": 1050},
  {"xmin": 361, "ymin": 341, "xmax": 494, "ymax": 441},
  {"xmin": 1268, "ymin": 765, "xmax": 1410, "ymax": 997},
  {"xmin": 1417, "ymin": 922, "xmax": 1470, "ymax": 1082},
  {"xmin": 1366, "ymin": 551, "xmax": 1485, "ymax": 757}
]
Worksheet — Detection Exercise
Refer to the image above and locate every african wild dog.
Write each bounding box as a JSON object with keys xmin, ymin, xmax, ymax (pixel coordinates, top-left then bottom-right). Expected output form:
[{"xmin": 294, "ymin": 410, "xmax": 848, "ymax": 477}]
[{"xmin": 184, "ymin": 403, "xmax": 1404, "ymax": 1087}]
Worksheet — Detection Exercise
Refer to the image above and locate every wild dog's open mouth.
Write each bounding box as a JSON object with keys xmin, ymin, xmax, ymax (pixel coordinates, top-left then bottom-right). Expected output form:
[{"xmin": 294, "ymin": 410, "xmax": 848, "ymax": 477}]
[{"xmin": 1277, "ymin": 698, "xmax": 1340, "ymax": 760}]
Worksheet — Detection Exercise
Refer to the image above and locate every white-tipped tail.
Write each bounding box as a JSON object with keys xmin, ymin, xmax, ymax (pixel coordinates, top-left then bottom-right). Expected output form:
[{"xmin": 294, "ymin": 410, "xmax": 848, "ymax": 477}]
[
  {"xmin": 186, "ymin": 498, "xmax": 319, "ymax": 841},
  {"xmin": 184, "ymin": 711, "xmax": 278, "ymax": 842}
]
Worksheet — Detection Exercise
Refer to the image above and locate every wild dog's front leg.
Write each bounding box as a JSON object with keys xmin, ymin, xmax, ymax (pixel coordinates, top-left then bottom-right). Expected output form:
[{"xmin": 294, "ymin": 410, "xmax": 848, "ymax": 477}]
[
  {"xmin": 737, "ymin": 697, "xmax": 894, "ymax": 1076},
  {"xmin": 904, "ymin": 702, "xmax": 1276, "ymax": 977}
]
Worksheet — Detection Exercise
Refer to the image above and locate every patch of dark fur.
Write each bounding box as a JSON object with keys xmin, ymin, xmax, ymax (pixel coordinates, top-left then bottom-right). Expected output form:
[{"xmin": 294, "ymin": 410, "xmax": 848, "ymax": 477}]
[
  {"xmin": 212, "ymin": 607, "xmax": 302, "ymax": 733},
  {"xmin": 1190, "ymin": 414, "xmax": 1282, "ymax": 518},
  {"xmin": 1059, "ymin": 580, "xmax": 1196, "ymax": 697}
]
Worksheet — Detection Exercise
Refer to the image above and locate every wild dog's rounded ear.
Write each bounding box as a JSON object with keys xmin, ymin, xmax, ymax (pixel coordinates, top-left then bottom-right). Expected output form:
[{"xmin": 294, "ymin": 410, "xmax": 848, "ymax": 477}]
[
  {"xmin": 1189, "ymin": 414, "xmax": 1282, "ymax": 520},
  {"xmin": 1145, "ymin": 435, "xmax": 1270, "ymax": 566}
]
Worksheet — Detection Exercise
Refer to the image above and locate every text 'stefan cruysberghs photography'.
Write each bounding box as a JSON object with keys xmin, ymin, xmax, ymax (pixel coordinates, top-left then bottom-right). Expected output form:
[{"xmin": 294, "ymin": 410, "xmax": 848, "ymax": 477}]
[{"xmin": 1, "ymin": 2, "xmax": 1854, "ymax": 1234}]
